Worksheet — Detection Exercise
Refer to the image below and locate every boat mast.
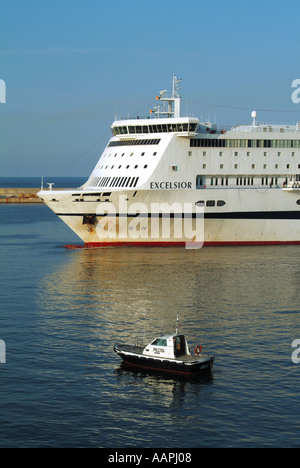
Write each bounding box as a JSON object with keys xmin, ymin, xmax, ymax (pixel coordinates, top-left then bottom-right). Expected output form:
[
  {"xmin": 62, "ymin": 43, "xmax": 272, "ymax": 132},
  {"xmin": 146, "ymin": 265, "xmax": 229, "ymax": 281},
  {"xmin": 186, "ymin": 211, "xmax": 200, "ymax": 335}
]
[
  {"xmin": 154, "ymin": 74, "xmax": 182, "ymax": 118},
  {"xmin": 175, "ymin": 315, "xmax": 180, "ymax": 335}
]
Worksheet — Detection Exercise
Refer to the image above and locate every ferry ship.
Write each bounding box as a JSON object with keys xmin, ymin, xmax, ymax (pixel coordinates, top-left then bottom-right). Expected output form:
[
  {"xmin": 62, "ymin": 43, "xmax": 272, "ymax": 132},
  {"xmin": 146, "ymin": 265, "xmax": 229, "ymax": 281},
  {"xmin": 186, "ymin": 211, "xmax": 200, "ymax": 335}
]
[{"xmin": 38, "ymin": 76, "xmax": 300, "ymax": 247}]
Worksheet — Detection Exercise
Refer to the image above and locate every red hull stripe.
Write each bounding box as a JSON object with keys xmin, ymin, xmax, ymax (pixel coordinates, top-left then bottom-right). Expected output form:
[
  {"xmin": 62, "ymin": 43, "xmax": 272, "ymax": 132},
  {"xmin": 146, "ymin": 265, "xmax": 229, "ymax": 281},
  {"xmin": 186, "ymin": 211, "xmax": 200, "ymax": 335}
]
[{"xmin": 64, "ymin": 240, "xmax": 300, "ymax": 249}]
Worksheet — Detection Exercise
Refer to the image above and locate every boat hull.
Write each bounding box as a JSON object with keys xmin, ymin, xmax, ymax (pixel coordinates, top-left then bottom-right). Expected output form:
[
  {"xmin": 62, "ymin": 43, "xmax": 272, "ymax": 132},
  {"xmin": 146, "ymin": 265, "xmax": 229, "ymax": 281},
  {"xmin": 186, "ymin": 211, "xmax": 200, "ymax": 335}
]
[
  {"xmin": 39, "ymin": 187, "xmax": 300, "ymax": 247},
  {"xmin": 114, "ymin": 345, "xmax": 214, "ymax": 375}
]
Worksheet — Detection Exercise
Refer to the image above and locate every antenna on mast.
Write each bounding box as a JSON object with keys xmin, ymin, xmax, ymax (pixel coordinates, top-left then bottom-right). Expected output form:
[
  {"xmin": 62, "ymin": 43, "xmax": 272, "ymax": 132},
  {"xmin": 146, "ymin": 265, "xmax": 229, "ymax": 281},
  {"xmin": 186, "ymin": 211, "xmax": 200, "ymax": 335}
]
[
  {"xmin": 154, "ymin": 75, "xmax": 183, "ymax": 118},
  {"xmin": 175, "ymin": 315, "xmax": 180, "ymax": 335},
  {"xmin": 172, "ymin": 74, "xmax": 182, "ymax": 98}
]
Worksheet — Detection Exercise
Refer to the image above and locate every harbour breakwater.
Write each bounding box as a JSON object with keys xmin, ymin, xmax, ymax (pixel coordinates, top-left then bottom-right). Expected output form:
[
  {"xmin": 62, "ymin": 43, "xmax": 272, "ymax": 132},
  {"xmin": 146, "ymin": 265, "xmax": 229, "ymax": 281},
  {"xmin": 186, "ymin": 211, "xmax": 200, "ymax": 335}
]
[{"xmin": 0, "ymin": 188, "xmax": 43, "ymax": 203}]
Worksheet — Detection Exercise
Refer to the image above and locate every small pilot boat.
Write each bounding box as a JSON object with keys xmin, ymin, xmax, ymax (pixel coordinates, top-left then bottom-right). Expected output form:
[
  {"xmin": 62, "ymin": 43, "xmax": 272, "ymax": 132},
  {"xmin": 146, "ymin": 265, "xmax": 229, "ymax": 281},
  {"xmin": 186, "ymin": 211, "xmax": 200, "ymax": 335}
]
[{"xmin": 114, "ymin": 317, "xmax": 214, "ymax": 376}]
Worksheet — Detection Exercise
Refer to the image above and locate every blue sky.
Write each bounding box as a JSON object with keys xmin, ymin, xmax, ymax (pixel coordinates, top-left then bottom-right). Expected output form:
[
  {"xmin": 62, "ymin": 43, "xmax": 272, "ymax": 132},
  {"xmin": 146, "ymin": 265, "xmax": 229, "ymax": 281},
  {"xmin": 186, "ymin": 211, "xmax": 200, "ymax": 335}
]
[{"xmin": 1, "ymin": 0, "xmax": 300, "ymax": 177}]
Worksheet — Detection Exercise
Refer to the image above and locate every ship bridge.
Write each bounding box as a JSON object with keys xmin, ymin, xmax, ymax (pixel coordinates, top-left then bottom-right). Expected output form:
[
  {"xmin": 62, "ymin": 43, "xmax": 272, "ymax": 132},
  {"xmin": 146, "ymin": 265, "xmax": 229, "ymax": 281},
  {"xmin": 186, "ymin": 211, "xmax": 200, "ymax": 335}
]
[
  {"xmin": 111, "ymin": 117, "xmax": 199, "ymax": 138},
  {"xmin": 111, "ymin": 75, "xmax": 199, "ymax": 138}
]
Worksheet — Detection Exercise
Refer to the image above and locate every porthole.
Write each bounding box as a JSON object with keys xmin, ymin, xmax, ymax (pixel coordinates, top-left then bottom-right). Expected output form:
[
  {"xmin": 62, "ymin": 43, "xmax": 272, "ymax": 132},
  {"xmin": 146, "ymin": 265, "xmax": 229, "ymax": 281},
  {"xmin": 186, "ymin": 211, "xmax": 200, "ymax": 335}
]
[
  {"xmin": 297, "ymin": 200, "xmax": 300, "ymax": 205},
  {"xmin": 195, "ymin": 201, "xmax": 205, "ymax": 207},
  {"xmin": 206, "ymin": 200, "xmax": 215, "ymax": 207}
]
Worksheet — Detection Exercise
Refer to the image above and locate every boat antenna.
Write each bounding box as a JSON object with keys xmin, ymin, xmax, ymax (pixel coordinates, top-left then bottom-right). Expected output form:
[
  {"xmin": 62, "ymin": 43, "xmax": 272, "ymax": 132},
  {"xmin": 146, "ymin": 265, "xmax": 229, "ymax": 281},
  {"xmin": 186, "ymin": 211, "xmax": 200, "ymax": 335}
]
[{"xmin": 175, "ymin": 315, "xmax": 180, "ymax": 335}]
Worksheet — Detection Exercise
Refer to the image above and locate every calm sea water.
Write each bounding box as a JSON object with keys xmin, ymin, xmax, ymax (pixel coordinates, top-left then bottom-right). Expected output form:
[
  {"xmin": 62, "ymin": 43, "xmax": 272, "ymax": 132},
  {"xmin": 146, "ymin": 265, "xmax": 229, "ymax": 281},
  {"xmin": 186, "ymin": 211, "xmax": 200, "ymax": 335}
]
[
  {"xmin": 0, "ymin": 178, "xmax": 300, "ymax": 448},
  {"xmin": 0, "ymin": 176, "xmax": 86, "ymax": 189}
]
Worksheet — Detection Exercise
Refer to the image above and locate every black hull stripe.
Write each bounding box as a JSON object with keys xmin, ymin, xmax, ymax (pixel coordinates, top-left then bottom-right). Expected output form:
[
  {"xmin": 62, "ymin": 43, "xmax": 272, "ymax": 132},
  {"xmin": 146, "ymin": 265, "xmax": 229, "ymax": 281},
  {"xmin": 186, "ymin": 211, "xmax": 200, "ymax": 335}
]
[{"xmin": 56, "ymin": 211, "xmax": 300, "ymax": 220}]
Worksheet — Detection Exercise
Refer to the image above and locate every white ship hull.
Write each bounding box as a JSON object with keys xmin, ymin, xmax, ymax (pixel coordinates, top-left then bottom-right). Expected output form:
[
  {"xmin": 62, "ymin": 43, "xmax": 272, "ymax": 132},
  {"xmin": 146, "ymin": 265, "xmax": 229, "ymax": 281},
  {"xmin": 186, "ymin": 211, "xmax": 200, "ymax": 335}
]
[{"xmin": 39, "ymin": 187, "xmax": 300, "ymax": 247}]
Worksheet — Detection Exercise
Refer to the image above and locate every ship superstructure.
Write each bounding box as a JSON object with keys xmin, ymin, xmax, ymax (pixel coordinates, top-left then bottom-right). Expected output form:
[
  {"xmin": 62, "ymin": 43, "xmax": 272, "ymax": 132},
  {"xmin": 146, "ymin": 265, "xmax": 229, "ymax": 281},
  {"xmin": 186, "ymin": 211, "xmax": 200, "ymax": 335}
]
[{"xmin": 38, "ymin": 76, "xmax": 300, "ymax": 246}]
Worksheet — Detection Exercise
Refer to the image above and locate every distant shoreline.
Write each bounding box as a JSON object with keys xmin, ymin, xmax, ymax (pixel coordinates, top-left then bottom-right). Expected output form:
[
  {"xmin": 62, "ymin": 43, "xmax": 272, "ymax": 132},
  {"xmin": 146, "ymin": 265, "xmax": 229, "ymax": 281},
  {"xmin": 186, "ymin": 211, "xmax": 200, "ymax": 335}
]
[
  {"xmin": 0, "ymin": 177, "xmax": 86, "ymax": 203},
  {"xmin": 0, "ymin": 188, "xmax": 43, "ymax": 203}
]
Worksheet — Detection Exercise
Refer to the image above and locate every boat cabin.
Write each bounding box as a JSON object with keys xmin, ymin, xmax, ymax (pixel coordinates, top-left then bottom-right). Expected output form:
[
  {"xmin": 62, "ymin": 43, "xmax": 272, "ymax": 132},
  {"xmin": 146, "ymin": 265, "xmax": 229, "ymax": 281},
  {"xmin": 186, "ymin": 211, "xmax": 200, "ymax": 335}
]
[{"xmin": 143, "ymin": 334, "xmax": 191, "ymax": 359}]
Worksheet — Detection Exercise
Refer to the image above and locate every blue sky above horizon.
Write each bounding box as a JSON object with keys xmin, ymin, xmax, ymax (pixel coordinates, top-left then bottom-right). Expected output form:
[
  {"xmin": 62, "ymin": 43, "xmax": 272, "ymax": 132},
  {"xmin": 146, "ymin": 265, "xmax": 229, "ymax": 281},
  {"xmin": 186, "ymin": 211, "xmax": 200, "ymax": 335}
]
[{"xmin": 1, "ymin": 0, "xmax": 300, "ymax": 177}]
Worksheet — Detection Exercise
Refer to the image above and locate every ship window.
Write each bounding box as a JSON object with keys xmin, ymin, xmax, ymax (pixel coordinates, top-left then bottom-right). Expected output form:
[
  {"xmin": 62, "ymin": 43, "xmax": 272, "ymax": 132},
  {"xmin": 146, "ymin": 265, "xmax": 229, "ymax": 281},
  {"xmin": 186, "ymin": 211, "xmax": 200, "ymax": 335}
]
[
  {"xmin": 108, "ymin": 139, "xmax": 161, "ymax": 147},
  {"xmin": 217, "ymin": 200, "xmax": 226, "ymax": 207},
  {"xmin": 206, "ymin": 200, "xmax": 215, "ymax": 207},
  {"xmin": 296, "ymin": 200, "xmax": 300, "ymax": 205},
  {"xmin": 189, "ymin": 123, "xmax": 197, "ymax": 132},
  {"xmin": 195, "ymin": 201, "xmax": 205, "ymax": 207},
  {"xmin": 196, "ymin": 175, "xmax": 205, "ymax": 189},
  {"xmin": 152, "ymin": 338, "xmax": 167, "ymax": 347}
]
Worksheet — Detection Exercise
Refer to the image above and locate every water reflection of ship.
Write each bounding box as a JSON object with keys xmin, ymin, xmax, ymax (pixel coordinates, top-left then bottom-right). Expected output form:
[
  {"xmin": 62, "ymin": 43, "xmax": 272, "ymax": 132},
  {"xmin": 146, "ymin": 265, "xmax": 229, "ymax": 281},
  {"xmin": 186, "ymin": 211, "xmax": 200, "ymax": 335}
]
[
  {"xmin": 37, "ymin": 245, "xmax": 295, "ymax": 349},
  {"xmin": 38, "ymin": 247, "xmax": 222, "ymax": 342},
  {"xmin": 114, "ymin": 365, "xmax": 214, "ymax": 411}
]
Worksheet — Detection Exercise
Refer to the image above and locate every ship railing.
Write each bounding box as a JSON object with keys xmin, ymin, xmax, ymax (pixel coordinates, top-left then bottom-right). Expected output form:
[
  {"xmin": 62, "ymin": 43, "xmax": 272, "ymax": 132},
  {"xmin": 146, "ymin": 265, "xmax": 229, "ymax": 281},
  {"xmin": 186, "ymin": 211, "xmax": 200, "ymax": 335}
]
[
  {"xmin": 283, "ymin": 176, "xmax": 300, "ymax": 189},
  {"xmin": 133, "ymin": 336, "xmax": 145, "ymax": 350},
  {"xmin": 232, "ymin": 123, "xmax": 299, "ymax": 133},
  {"xmin": 287, "ymin": 181, "xmax": 300, "ymax": 188}
]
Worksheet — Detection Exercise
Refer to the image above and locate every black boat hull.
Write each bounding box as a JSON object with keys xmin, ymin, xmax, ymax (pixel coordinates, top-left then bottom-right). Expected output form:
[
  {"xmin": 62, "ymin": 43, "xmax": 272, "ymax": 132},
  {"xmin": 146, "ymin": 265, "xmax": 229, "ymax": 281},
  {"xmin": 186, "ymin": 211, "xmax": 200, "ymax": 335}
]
[{"xmin": 114, "ymin": 345, "xmax": 214, "ymax": 376}]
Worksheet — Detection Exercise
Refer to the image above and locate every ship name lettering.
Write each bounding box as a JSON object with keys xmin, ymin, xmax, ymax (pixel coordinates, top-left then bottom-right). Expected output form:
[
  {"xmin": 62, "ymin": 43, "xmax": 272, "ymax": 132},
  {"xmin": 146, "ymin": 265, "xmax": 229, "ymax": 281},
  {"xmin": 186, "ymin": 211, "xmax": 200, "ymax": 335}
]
[{"xmin": 150, "ymin": 181, "xmax": 192, "ymax": 190}]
